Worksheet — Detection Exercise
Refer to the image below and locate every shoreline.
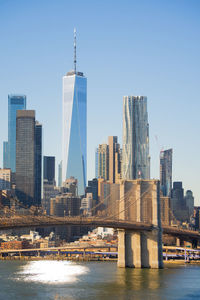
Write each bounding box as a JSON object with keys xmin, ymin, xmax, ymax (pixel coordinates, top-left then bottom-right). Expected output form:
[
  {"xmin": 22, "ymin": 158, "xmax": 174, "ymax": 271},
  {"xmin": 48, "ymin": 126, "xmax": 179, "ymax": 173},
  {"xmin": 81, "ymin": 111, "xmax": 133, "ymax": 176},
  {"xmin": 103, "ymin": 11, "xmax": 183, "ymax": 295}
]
[
  {"xmin": 0, "ymin": 256, "xmax": 117, "ymax": 262},
  {"xmin": 1, "ymin": 256, "xmax": 200, "ymax": 265}
]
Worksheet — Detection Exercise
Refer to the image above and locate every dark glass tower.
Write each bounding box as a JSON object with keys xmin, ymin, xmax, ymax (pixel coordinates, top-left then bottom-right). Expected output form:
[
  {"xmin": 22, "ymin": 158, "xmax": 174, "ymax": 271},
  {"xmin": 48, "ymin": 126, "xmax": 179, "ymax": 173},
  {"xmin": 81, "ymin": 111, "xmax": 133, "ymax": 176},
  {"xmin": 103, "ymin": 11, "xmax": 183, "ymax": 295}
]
[
  {"xmin": 43, "ymin": 156, "xmax": 55, "ymax": 184},
  {"xmin": 86, "ymin": 178, "xmax": 98, "ymax": 202},
  {"xmin": 16, "ymin": 110, "xmax": 35, "ymax": 206},
  {"xmin": 35, "ymin": 122, "xmax": 42, "ymax": 206},
  {"xmin": 16, "ymin": 110, "xmax": 42, "ymax": 207}
]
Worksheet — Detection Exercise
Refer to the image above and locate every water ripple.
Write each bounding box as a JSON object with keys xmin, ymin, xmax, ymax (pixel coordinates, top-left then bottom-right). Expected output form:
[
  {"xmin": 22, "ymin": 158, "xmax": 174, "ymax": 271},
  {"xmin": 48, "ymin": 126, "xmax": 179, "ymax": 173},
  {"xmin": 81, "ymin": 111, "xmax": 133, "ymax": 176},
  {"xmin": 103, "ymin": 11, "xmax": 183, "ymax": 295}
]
[{"xmin": 14, "ymin": 260, "xmax": 89, "ymax": 284}]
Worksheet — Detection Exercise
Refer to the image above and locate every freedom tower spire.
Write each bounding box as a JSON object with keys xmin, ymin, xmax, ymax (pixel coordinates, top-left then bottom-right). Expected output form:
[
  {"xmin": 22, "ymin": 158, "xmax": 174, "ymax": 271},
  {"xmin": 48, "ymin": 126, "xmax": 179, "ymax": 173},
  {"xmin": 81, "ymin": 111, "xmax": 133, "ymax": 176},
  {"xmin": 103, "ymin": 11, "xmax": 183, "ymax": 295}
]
[
  {"xmin": 62, "ymin": 29, "xmax": 87, "ymax": 195},
  {"xmin": 74, "ymin": 28, "xmax": 76, "ymax": 73}
]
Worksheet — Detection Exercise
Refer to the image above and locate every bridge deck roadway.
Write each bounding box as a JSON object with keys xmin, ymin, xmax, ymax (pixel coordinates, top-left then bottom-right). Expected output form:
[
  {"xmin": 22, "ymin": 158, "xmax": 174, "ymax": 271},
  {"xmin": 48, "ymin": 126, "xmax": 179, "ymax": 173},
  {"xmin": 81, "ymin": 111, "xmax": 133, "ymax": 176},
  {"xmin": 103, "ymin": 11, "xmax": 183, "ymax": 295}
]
[
  {"xmin": 0, "ymin": 216, "xmax": 200, "ymax": 240},
  {"xmin": 162, "ymin": 225, "xmax": 200, "ymax": 240},
  {"xmin": 0, "ymin": 216, "xmax": 153, "ymax": 231}
]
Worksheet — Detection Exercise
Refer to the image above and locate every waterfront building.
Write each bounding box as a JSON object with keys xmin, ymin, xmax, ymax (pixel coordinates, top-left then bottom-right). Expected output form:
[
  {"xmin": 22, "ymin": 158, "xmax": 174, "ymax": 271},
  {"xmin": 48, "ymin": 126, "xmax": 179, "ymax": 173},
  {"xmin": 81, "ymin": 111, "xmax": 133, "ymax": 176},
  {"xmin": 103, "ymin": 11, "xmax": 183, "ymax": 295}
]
[
  {"xmin": 7, "ymin": 95, "xmax": 26, "ymax": 172},
  {"xmin": 62, "ymin": 29, "xmax": 87, "ymax": 195},
  {"xmin": 16, "ymin": 110, "xmax": 42, "ymax": 207},
  {"xmin": 122, "ymin": 96, "xmax": 150, "ymax": 180},
  {"xmin": 160, "ymin": 149, "xmax": 172, "ymax": 196},
  {"xmin": 43, "ymin": 156, "xmax": 55, "ymax": 185}
]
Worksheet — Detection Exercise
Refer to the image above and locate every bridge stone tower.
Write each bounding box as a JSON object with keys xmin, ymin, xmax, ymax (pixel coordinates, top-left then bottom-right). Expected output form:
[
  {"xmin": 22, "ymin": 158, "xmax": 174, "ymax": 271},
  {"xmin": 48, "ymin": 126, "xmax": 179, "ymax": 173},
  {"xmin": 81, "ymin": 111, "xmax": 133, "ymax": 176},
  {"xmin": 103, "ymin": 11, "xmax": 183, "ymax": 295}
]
[{"xmin": 118, "ymin": 179, "xmax": 163, "ymax": 268}]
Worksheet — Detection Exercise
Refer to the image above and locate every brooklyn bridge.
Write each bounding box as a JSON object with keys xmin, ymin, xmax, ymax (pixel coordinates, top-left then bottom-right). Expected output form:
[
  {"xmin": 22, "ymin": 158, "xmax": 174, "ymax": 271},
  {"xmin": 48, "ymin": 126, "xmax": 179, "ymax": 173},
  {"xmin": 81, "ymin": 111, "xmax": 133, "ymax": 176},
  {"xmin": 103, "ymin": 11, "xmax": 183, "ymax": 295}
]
[{"xmin": 1, "ymin": 179, "xmax": 200, "ymax": 269}]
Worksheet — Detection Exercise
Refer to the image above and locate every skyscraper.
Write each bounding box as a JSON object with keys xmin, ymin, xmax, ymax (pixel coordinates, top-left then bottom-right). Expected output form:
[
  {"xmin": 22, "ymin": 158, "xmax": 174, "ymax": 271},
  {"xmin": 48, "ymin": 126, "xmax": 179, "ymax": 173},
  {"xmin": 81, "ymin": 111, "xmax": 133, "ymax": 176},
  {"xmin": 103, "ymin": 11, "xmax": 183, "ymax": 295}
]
[
  {"xmin": 95, "ymin": 148, "xmax": 99, "ymax": 179},
  {"xmin": 35, "ymin": 122, "xmax": 42, "ymax": 206},
  {"xmin": 62, "ymin": 29, "xmax": 87, "ymax": 195},
  {"xmin": 95, "ymin": 137, "xmax": 121, "ymax": 183},
  {"xmin": 7, "ymin": 95, "xmax": 26, "ymax": 172},
  {"xmin": 43, "ymin": 156, "xmax": 56, "ymax": 214},
  {"xmin": 16, "ymin": 110, "xmax": 35, "ymax": 206},
  {"xmin": 16, "ymin": 110, "xmax": 42, "ymax": 207},
  {"xmin": 58, "ymin": 161, "xmax": 62, "ymax": 187},
  {"xmin": 184, "ymin": 190, "xmax": 194, "ymax": 218},
  {"xmin": 160, "ymin": 149, "xmax": 172, "ymax": 197},
  {"xmin": 96, "ymin": 144, "xmax": 109, "ymax": 180},
  {"xmin": 43, "ymin": 156, "xmax": 55, "ymax": 184},
  {"xmin": 122, "ymin": 96, "xmax": 150, "ymax": 180},
  {"xmin": 108, "ymin": 136, "xmax": 121, "ymax": 183},
  {"xmin": 171, "ymin": 182, "xmax": 189, "ymax": 222}
]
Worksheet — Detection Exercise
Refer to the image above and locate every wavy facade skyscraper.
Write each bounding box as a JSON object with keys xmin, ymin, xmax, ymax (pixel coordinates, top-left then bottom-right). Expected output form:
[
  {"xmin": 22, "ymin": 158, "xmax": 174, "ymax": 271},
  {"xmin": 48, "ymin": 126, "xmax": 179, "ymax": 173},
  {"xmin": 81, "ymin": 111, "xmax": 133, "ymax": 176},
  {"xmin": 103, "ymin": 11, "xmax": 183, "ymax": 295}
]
[
  {"xmin": 62, "ymin": 30, "xmax": 87, "ymax": 195},
  {"xmin": 122, "ymin": 96, "xmax": 150, "ymax": 180}
]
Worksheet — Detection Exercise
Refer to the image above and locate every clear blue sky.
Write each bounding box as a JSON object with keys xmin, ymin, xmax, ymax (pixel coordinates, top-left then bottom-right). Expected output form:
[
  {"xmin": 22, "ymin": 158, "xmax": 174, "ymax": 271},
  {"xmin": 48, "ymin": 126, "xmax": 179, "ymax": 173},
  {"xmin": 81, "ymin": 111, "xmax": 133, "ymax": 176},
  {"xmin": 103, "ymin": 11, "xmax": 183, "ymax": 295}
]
[{"xmin": 0, "ymin": 0, "xmax": 200, "ymax": 203}]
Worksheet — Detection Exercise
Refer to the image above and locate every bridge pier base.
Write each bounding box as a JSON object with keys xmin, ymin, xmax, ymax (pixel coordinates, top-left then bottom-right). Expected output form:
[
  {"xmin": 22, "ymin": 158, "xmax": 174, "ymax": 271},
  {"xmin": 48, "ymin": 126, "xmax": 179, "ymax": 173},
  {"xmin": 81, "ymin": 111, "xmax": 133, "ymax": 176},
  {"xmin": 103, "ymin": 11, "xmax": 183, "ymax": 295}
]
[
  {"xmin": 118, "ymin": 228, "xmax": 163, "ymax": 269},
  {"xmin": 141, "ymin": 229, "xmax": 163, "ymax": 268},
  {"xmin": 118, "ymin": 229, "xmax": 141, "ymax": 268},
  {"xmin": 118, "ymin": 229, "xmax": 126, "ymax": 268}
]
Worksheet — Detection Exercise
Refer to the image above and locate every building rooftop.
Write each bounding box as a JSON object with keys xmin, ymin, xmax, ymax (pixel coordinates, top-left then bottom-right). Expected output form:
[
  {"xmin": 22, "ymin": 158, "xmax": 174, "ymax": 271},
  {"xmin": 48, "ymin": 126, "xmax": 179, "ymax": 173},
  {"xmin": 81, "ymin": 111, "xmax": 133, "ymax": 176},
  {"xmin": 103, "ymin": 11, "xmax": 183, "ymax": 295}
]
[{"xmin": 66, "ymin": 70, "xmax": 84, "ymax": 77}]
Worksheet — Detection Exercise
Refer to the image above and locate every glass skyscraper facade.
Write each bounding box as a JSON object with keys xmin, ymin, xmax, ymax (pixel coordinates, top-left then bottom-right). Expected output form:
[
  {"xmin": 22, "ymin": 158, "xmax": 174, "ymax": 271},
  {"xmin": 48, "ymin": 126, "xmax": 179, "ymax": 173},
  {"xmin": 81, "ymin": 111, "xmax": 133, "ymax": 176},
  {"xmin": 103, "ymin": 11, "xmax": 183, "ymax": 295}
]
[
  {"xmin": 7, "ymin": 94, "xmax": 26, "ymax": 172},
  {"xmin": 62, "ymin": 71, "xmax": 87, "ymax": 195},
  {"xmin": 16, "ymin": 110, "xmax": 42, "ymax": 207},
  {"xmin": 16, "ymin": 110, "xmax": 35, "ymax": 206},
  {"xmin": 35, "ymin": 122, "xmax": 42, "ymax": 206},
  {"xmin": 95, "ymin": 148, "xmax": 99, "ymax": 179},
  {"xmin": 122, "ymin": 96, "xmax": 150, "ymax": 180},
  {"xmin": 43, "ymin": 156, "xmax": 55, "ymax": 184},
  {"xmin": 160, "ymin": 149, "xmax": 172, "ymax": 197},
  {"xmin": 58, "ymin": 160, "xmax": 62, "ymax": 187}
]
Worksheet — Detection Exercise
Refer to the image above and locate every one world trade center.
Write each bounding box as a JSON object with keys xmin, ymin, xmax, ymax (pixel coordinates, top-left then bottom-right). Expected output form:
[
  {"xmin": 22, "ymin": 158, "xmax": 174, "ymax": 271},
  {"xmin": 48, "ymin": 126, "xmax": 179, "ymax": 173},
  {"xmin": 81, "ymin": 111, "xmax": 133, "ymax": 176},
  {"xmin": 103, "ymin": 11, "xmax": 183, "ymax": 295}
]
[{"xmin": 62, "ymin": 29, "xmax": 87, "ymax": 195}]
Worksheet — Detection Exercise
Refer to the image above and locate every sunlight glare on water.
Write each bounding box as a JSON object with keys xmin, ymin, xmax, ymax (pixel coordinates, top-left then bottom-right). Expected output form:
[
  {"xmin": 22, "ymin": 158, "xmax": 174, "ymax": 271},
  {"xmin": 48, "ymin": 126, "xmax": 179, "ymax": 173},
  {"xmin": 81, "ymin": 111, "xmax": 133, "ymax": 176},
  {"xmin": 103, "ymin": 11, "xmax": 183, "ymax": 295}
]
[{"xmin": 15, "ymin": 260, "xmax": 89, "ymax": 284}]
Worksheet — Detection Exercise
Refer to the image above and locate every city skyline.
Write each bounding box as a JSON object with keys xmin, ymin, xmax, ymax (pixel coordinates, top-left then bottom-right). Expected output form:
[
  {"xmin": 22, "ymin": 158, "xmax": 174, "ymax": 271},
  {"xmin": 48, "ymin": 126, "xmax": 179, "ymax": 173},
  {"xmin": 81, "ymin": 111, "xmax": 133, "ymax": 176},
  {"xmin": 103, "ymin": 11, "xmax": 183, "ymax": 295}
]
[{"xmin": 0, "ymin": 1, "xmax": 199, "ymax": 202}]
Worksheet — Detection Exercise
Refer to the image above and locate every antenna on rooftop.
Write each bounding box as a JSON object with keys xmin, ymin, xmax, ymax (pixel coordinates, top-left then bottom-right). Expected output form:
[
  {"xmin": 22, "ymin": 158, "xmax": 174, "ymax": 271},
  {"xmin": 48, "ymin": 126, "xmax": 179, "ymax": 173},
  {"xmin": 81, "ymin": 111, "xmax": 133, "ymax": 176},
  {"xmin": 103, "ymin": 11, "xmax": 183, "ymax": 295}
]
[{"xmin": 74, "ymin": 28, "xmax": 76, "ymax": 74}]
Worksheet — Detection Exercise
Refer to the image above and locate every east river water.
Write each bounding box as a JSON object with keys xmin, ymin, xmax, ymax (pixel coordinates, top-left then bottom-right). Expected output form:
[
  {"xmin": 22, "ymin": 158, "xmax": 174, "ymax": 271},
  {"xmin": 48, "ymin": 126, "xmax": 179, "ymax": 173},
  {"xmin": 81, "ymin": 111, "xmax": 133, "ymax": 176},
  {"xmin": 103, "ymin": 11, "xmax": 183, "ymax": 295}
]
[{"xmin": 0, "ymin": 260, "xmax": 200, "ymax": 300}]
